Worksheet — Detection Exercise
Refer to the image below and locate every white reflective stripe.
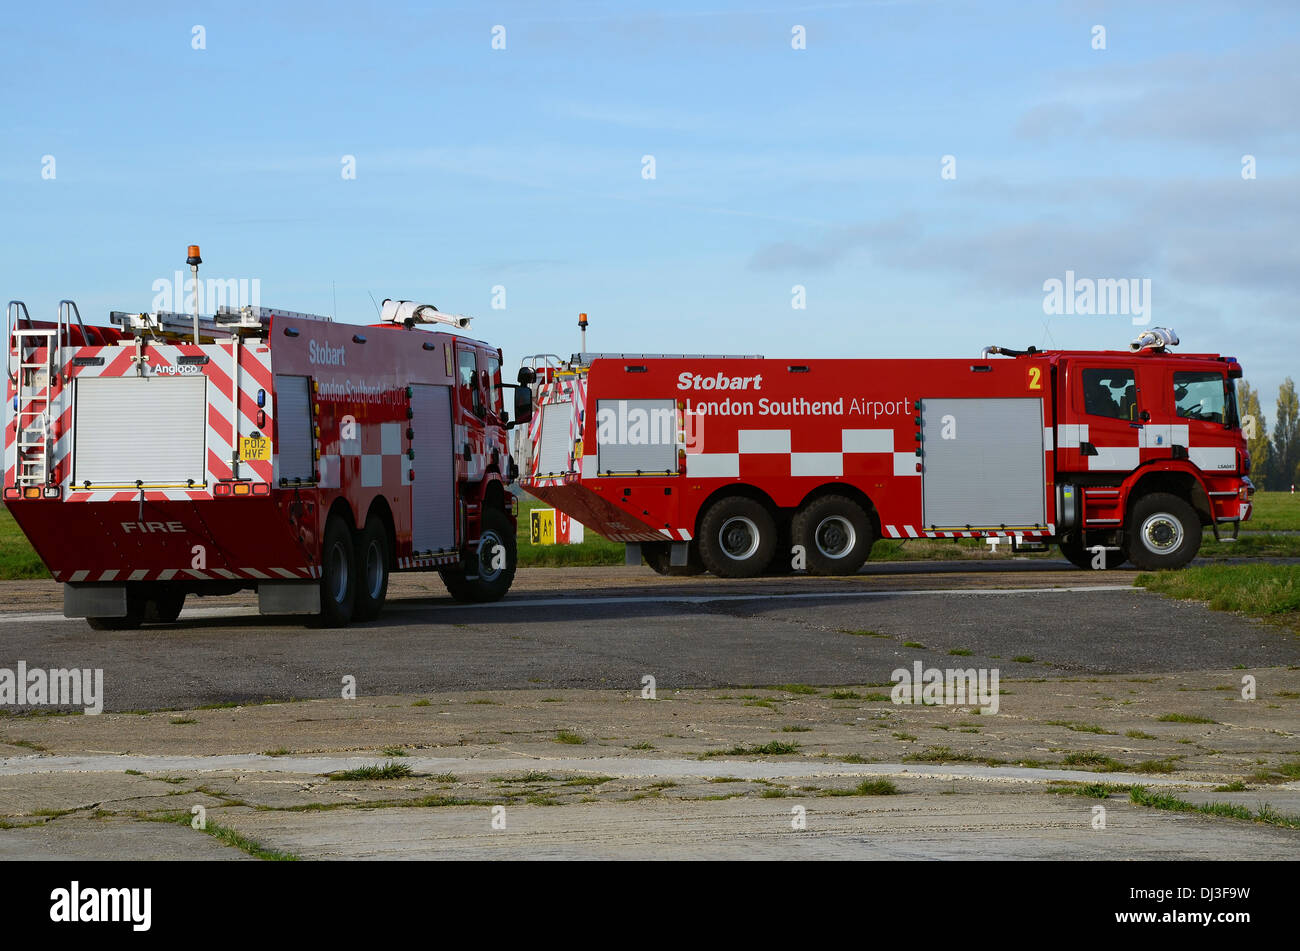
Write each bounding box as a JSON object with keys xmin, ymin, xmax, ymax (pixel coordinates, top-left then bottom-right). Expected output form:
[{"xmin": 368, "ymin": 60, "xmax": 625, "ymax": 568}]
[
  {"xmin": 213, "ymin": 568, "xmax": 236, "ymax": 579},
  {"xmin": 158, "ymin": 569, "xmax": 177, "ymax": 581},
  {"xmin": 361, "ymin": 454, "xmax": 384, "ymax": 487},
  {"xmin": 69, "ymin": 570, "xmax": 88, "ymax": 582},
  {"xmin": 129, "ymin": 569, "xmax": 149, "ymax": 581},
  {"xmin": 893, "ymin": 452, "xmax": 919, "ymax": 476},
  {"xmin": 317, "ymin": 454, "xmax": 341, "ymax": 489},
  {"xmin": 1056, "ymin": 423, "xmax": 1089, "ymax": 449},
  {"xmin": 1139, "ymin": 423, "xmax": 1188, "ymax": 448},
  {"xmin": 904, "ymin": 525, "xmax": 919, "ymax": 537},
  {"xmin": 186, "ymin": 569, "xmax": 209, "ymax": 580},
  {"xmin": 1088, "ymin": 447, "xmax": 1140, "ymax": 470},
  {"xmin": 791, "ymin": 452, "xmax": 842, "ymax": 477},
  {"xmin": 271, "ymin": 567, "xmax": 297, "ymax": 578},
  {"xmin": 1042, "ymin": 427, "xmax": 1053, "ymax": 451},
  {"xmin": 380, "ymin": 422, "xmax": 401, "ymax": 455},
  {"xmin": 1189, "ymin": 446, "xmax": 1236, "ymax": 471},
  {"xmin": 244, "ymin": 568, "xmax": 269, "ymax": 579},
  {"xmin": 685, "ymin": 453, "xmax": 739, "ymax": 478},
  {"xmin": 842, "ymin": 429, "xmax": 893, "ymax": 453},
  {"xmin": 99, "ymin": 570, "xmax": 118, "ymax": 581},
  {"xmin": 885, "ymin": 525, "xmax": 900, "ymax": 538},
  {"xmin": 738, "ymin": 430, "xmax": 790, "ymax": 453},
  {"xmin": 678, "ymin": 529, "xmax": 692, "ymax": 540}
]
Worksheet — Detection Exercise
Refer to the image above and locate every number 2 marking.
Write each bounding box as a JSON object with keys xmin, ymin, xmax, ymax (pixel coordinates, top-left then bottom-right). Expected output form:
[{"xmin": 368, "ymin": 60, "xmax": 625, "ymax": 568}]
[{"xmin": 1028, "ymin": 366, "xmax": 1042, "ymax": 390}]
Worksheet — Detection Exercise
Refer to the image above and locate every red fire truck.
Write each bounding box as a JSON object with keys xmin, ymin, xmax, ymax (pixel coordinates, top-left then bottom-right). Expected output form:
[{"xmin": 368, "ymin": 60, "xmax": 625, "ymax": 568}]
[
  {"xmin": 4, "ymin": 250, "xmax": 531, "ymax": 628},
  {"xmin": 520, "ymin": 327, "xmax": 1253, "ymax": 576}
]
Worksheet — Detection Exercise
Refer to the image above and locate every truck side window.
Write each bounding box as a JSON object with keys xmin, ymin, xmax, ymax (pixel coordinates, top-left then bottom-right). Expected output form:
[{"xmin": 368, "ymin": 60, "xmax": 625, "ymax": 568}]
[
  {"xmin": 1174, "ymin": 371, "xmax": 1227, "ymax": 424},
  {"xmin": 458, "ymin": 349, "xmax": 482, "ymax": 416},
  {"xmin": 486, "ymin": 355, "xmax": 502, "ymax": 416},
  {"xmin": 1081, "ymin": 368, "xmax": 1136, "ymax": 420}
]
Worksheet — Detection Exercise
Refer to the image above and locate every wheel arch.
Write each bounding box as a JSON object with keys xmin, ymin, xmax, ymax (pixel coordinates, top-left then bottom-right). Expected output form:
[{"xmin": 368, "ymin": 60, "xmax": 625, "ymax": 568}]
[
  {"xmin": 693, "ymin": 483, "xmax": 781, "ymax": 537},
  {"xmin": 794, "ymin": 482, "xmax": 882, "ymax": 540},
  {"xmin": 1123, "ymin": 464, "xmax": 1212, "ymax": 526}
]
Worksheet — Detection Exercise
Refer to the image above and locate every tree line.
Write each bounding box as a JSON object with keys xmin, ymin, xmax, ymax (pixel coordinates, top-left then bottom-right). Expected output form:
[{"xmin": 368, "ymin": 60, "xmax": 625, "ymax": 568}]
[{"xmin": 1238, "ymin": 379, "xmax": 1299, "ymax": 491}]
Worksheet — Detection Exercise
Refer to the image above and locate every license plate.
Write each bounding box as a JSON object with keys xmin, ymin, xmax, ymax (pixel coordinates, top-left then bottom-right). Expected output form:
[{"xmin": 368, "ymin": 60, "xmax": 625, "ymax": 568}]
[{"xmin": 239, "ymin": 436, "xmax": 270, "ymax": 461}]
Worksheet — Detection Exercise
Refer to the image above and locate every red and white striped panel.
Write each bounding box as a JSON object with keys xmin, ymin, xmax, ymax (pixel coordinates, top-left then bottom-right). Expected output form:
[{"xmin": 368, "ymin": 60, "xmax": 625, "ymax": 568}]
[
  {"xmin": 52, "ymin": 565, "xmax": 318, "ymax": 583},
  {"xmin": 527, "ymin": 373, "xmax": 587, "ymax": 487},
  {"xmin": 10, "ymin": 340, "xmax": 276, "ymax": 502},
  {"xmin": 882, "ymin": 524, "xmax": 1056, "ymax": 539}
]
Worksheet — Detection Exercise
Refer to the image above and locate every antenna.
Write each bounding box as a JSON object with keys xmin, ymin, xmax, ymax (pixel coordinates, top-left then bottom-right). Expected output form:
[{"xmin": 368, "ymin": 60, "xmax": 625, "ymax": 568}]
[{"xmin": 366, "ymin": 290, "xmax": 381, "ymax": 317}]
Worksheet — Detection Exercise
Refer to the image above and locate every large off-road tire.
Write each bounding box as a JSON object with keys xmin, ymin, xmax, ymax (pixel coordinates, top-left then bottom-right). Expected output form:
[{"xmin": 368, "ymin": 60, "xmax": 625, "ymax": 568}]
[
  {"xmin": 1125, "ymin": 492, "xmax": 1201, "ymax": 570},
  {"xmin": 642, "ymin": 541, "xmax": 705, "ymax": 576},
  {"xmin": 352, "ymin": 518, "xmax": 391, "ymax": 622},
  {"xmin": 440, "ymin": 507, "xmax": 517, "ymax": 602},
  {"xmin": 315, "ymin": 515, "xmax": 358, "ymax": 626},
  {"xmin": 1059, "ymin": 533, "xmax": 1128, "ymax": 570},
  {"xmin": 697, "ymin": 496, "xmax": 778, "ymax": 578},
  {"xmin": 791, "ymin": 494, "xmax": 874, "ymax": 575}
]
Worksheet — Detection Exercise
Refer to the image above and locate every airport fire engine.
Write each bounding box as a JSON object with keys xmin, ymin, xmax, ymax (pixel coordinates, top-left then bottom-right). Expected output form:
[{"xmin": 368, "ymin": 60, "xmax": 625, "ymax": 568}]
[
  {"xmin": 4, "ymin": 248, "xmax": 532, "ymax": 627},
  {"xmin": 520, "ymin": 325, "xmax": 1253, "ymax": 576}
]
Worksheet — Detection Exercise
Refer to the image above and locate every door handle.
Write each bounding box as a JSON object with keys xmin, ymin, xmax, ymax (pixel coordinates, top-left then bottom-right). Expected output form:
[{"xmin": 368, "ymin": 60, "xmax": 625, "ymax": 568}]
[{"xmin": 463, "ymin": 444, "xmax": 472, "ymax": 461}]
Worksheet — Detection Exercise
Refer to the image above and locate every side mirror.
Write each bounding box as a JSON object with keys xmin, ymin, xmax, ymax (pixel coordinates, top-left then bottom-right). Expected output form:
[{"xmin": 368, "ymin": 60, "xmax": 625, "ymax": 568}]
[
  {"xmin": 513, "ymin": 384, "xmax": 534, "ymax": 425},
  {"xmin": 517, "ymin": 367, "xmax": 537, "ymax": 386}
]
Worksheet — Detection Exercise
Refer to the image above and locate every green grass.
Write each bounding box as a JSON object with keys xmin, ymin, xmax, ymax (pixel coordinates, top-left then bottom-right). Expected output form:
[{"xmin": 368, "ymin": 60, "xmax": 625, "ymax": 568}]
[
  {"xmin": 554, "ymin": 729, "xmax": 585, "ymax": 745},
  {"xmin": 0, "ymin": 510, "xmax": 50, "ymax": 579},
  {"xmin": 1156, "ymin": 713, "xmax": 1218, "ymax": 724},
  {"xmin": 516, "ymin": 499, "xmax": 623, "ymax": 567},
  {"xmin": 700, "ymin": 741, "xmax": 801, "ymax": 758},
  {"xmin": 1136, "ymin": 564, "xmax": 1300, "ymax": 632},
  {"xmin": 1239, "ymin": 491, "xmax": 1300, "ymax": 532},
  {"xmin": 823, "ymin": 778, "xmax": 900, "ymax": 797},
  {"xmin": 329, "ymin": 761, "xmax": 413, "ymax": 781},
  {"xmin": 1128, "ymin": 785, "xmax": 1300, "ymax": 830}
]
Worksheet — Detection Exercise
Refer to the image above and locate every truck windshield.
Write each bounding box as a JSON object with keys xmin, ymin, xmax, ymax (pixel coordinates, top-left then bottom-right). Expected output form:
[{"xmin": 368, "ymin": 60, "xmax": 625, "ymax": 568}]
[{"xmin": 1174, "ymin": 371, "xmax": 1229, "ymax": 424}]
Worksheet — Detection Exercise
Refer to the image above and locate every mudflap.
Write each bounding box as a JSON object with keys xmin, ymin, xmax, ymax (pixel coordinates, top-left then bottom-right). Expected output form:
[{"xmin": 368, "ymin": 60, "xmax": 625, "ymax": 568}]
[
  {"xmin": 258, "ymin": 582, "xmax": 320, "ymax": 615},
  {"xmin": 64, "ymin": 584, "xmax": 128, "ymax": 618}
]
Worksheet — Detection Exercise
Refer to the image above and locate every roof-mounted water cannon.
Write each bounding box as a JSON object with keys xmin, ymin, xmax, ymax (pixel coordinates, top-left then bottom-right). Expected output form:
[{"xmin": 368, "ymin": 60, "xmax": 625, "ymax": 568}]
[
  {"xmin": 379, "ymin": 299, "xmax": 472, "ymax": 330},
  {"xmin": 186, "ymin": 244, "xmax": 202, "ymax": 343},
  {"xmin": 1130, "ymin": 327, "xmax": 1179, "ymax": 352}
]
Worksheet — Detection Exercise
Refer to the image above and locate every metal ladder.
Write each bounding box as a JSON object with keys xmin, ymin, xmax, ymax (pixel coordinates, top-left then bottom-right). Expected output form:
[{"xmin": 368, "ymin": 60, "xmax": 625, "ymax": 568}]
[{"xmin": 6, "ymin": 300, "xmax": 86, "ymax": 486}]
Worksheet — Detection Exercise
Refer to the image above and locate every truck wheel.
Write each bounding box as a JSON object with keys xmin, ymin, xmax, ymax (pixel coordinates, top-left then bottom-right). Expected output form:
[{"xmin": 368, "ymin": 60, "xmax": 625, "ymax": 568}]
[
  {"xmin": 642, "ymin": 542, "xmax": 704, "ymax": 576},
  {"xmin": 1126, "ymin": 493, "xmax": 1200, "ymax": 570},
  {"xmin": 698, "ymin": 496, "xmax": 777, "ymax": 578},
  {"xmin": 316, "ymin": 516, "xmax": 358, "ymax": 626},
  {"xmin": 440, "ymin": 507, "xmax": 517, "ymax": 602},
  {"xmin": 86, "ymin": 586, "xmax": 147, "ymax": 631},
  {"xmin": 792, "ymin": 495, "xmax": 874, "ymax": 575},
  {"xmin": 1059, "ymin": 534, "xmax": 1127, "ymax": 570},
  {"xmin": 352, "ymin": 519, "xmax": 390, "ymax": 622}
]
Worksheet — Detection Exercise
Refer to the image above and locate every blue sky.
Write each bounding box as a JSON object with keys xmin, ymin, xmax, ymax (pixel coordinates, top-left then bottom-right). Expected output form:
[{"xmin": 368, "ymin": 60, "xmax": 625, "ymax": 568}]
[{"xmin": 3, "ymin": 1, "xmax": 1297, "ymax": 417}]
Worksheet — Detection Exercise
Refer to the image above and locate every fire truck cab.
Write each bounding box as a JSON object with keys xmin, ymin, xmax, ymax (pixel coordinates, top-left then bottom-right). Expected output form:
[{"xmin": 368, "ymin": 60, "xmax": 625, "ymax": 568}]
[
  {"xmin": 520, "ymin": 327, "xmax": 1252, "ymax": 576},
  {"xmin": 4, "ymin": 266, "xmax": 530, "ymax": 628}
]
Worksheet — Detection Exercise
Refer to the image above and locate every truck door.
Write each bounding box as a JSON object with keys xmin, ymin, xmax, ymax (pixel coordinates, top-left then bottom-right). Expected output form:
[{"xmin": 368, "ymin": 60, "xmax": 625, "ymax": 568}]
[
  {"xmin": 455, "ymin": 344, "xmax": 487, "ymax": 480},
  {"xmin": 1169, "ymin": 368, "xmax": 1237, "ymax": 473},
  {"xmin": 1059, "ymin": 362, "xmax": 1143, "ymax": 473}
]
